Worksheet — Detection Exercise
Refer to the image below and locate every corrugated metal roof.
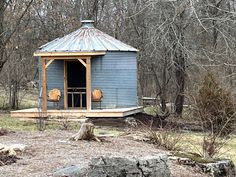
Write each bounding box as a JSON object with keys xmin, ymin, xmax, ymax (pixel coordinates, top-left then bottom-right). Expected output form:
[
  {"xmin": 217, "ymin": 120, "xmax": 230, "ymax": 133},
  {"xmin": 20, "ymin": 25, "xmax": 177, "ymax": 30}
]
[{"xmin": 38, "ymin": 20, "xmax": 138, "ymax": 53}]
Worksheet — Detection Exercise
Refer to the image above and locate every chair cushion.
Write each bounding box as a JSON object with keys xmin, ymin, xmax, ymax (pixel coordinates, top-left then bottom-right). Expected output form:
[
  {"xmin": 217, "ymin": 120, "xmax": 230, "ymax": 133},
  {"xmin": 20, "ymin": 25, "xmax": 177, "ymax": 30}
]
[{"xmin": 48, "ymin": 89, "xmax": 61, "ymax": 101}]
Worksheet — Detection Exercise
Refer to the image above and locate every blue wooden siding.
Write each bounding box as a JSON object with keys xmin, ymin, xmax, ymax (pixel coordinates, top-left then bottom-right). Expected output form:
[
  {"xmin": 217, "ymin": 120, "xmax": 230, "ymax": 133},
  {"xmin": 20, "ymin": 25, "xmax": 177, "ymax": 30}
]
[
  {"xmin": 38, "ymin": 51, "xmax": 137, "ymax": 109},
  {"xmin": 38, "ymin": 60, "xmax": 64, "ymax": 108},
  {"xmin": 91, "ymin": 52, "xmax": 137, "ymax": 108}
]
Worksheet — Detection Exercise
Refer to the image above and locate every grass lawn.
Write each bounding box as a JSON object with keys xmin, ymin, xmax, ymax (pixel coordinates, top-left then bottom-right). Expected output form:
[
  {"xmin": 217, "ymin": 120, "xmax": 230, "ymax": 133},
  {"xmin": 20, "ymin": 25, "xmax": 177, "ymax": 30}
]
[
  {"xmin": 0, "ymin": 88, "xmax": 38, "ymax": 109},
  {"xmin": 0, "ymin": 113, "xmax": 123, "ymax": 135},
  {"xmin": 179, "ymin": 132, "xmax": 236, "ymax": 164},
  {"xmin": 144, "ymin": 106, "xmax": 236, "ymax": 163},
  {"xmin": 0, "ymin": 114, "xmax": 81, "ymax": 131}
]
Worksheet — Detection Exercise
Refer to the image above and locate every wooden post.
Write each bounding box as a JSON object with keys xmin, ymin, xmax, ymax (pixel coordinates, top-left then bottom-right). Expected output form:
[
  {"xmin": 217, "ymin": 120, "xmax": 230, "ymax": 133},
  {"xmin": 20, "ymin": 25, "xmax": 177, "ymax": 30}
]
[
  {"xmin": 86, "ymin": 57, "xmax": 91, "ymax": 111},
  {"xmin": 64, "ymin": 61, "xmax": 68, "ymax": 109},
  {"xmin": 41, "ymin": 57, "xmax": 47, "ymax": 113}
]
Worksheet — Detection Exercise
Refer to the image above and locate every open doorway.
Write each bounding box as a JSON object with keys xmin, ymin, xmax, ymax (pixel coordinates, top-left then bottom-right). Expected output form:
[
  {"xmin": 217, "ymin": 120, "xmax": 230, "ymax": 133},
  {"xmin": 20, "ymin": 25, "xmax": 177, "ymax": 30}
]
[{"xmin": 67, "ymin": 61, "xmax": 86, "ymax": 108}]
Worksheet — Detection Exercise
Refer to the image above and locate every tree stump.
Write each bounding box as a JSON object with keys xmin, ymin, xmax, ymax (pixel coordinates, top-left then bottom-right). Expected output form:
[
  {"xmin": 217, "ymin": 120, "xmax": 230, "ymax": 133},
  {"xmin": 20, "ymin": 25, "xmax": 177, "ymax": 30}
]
[{"xmin": 70, "ymin": 123, "xmax": 100, "ymax": 141}]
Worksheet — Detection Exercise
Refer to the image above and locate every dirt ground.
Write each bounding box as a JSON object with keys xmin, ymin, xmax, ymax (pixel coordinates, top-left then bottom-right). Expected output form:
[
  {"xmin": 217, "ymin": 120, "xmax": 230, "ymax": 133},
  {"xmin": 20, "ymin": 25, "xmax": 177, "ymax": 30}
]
[{"xmin": 0, "ymin": 131, "xmax": 207, "ymax": 177}]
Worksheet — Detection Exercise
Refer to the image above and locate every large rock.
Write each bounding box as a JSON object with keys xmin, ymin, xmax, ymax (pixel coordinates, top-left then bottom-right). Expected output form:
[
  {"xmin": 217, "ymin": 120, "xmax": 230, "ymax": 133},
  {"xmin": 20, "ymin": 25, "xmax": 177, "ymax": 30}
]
[
  {"xmin": 169, "ymin": 155, "xmax": 235, "ymax": 177},
  {"xmin": 53, "ymin": 165, "xmax": 81, "ymax": 177},
  {"xmin": 53, "ymin": 155, "xmax": 170, "ymax": 177},
  {"xmin": 199, "ymin": 160, "xmax": 235, "ymax": 177}
]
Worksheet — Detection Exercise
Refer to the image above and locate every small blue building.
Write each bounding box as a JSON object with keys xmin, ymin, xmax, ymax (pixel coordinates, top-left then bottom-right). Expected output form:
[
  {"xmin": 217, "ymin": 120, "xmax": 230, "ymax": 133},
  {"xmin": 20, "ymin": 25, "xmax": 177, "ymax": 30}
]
[{"xmin": 34, "ymin": 20, "xmax": 139, "ymax": 115}]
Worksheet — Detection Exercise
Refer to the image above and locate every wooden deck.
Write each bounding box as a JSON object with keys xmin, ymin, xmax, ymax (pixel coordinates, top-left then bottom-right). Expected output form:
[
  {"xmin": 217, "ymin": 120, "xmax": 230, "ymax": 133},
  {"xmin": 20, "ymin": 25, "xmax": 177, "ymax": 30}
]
[{"xmin": 10, "ymin": 107, "xmax": 143, "ymax": 118}]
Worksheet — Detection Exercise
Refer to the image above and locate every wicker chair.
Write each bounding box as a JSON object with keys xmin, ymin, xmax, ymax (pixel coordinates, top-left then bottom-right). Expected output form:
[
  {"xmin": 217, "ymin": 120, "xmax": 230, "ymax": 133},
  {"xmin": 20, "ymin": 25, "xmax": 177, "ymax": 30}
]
[
  {"xmin": 47, "ymin": 89, "xmax": 61, "ymax": 109},
  {"xmin": 92, "ymin": 89, "xmax": 103, "ymax": 109}
]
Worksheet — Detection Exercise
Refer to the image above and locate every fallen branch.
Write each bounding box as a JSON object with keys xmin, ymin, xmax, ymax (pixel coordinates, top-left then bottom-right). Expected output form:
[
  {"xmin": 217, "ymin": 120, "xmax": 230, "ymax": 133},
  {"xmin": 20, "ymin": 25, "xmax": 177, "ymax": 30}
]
[{"xmin": 0, "ymin": 151, "xmax": 19, "ymax": 166}]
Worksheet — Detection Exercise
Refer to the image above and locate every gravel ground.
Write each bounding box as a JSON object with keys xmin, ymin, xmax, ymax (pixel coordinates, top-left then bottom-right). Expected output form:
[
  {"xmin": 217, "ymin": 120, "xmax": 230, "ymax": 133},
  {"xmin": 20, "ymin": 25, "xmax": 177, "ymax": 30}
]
[{"xmin": 0, "ymin": 131, "xmax": 207, "ymax": 177}]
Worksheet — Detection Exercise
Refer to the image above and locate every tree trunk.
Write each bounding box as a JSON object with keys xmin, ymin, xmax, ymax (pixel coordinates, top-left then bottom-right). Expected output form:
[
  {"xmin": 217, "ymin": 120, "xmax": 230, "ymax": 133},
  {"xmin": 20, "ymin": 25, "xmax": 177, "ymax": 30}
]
[
  {"xmin": 174, "ymin": 10, "xmax": 186, "ymax": 117},
  {"xmin": 160, "ymin": 96, "xmax": 167, "ymax": 113},
  {"xmin": 74, "ymin": 0, "xmax": 81, "ymax": 21},
  {"xmin": 70, "ymin": 123, "xmax": 100, "ymax": 141},
  {"xmin": 160, "ymin": 58, "xmax": 169, "ymax": 113},
  {"xmin": 174, "ymin": 54, "xmax": 185, "ymax": 116},
  {"xmin": 0, "ymin": 0, "xmax": 5, "ymax": 74},
  {"xmin": 11, "ymin": 80, "xmax": 18, "ymax": 109}
]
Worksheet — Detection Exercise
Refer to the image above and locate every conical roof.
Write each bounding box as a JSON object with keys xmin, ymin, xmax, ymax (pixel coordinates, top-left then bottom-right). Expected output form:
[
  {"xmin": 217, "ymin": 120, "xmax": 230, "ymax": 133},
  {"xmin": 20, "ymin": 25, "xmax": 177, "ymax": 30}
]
[{"xmin": 38, "ymin": 20, "xmax": 138, "ymax": 53}]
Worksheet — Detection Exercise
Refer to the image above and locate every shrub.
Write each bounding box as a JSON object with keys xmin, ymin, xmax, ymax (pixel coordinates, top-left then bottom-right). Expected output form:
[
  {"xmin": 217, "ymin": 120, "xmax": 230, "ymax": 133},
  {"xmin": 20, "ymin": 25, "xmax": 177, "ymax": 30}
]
[
  {"xmin": 194, "ymin": 72, "xmax": 235, "ymax": 158},
  {"xmin": 195, "ymin": 72, "xmax": 235, "ymax": 136},
  {"xmin": 145, "ymin": 122, "xmax": 183, "ymax": 151}
]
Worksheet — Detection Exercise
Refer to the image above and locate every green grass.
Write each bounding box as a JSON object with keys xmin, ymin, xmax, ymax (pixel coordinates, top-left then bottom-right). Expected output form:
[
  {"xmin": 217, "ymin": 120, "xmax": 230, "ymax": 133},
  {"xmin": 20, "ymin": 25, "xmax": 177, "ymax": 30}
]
[
  {"xmin": 0, "ymin": 89, "xmax": 38, "ymax": 109},
  {"xmin": 0, "ymin": 114, "xmax": 123, "ymax": 136},
  {"xmin": 143, "ymin": 106, "xmax": 236, "ymax": 163},
  {"xmin": 178, "ymin": 132, "xmax": 236, "ymax": 164},
  {"xmin": 94, "ymin": 127, "xmax": 123, "ymax": 136},
  {"xmin": 0, "ymin": 114, "xmax": 37, "ymax": 131},
  {"xmin": 173, "ymin": 152, "xmax": 218, "ymax": 163},
  {"xmin": 0, "ymin": 114, "xmax": 82, "ymax": 131},
  {"xmin": 144, "ymin": 106, "xmax": 158, "ymax": 116}
]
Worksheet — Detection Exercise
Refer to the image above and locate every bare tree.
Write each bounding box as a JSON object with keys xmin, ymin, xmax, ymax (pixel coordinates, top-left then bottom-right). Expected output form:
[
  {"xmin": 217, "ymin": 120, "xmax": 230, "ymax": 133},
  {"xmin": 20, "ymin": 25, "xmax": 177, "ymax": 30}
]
[{"xmin": 0, "ymin": 0, "xmax": 33, "ymax": 73}]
